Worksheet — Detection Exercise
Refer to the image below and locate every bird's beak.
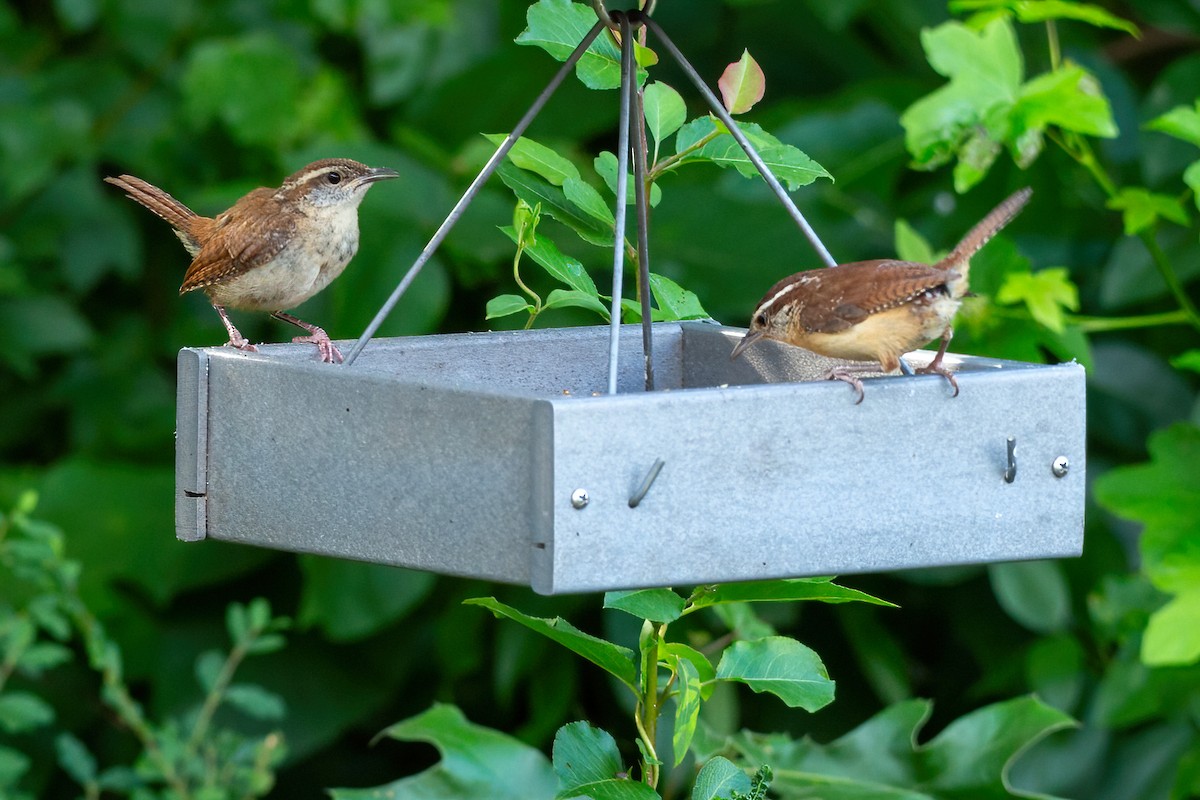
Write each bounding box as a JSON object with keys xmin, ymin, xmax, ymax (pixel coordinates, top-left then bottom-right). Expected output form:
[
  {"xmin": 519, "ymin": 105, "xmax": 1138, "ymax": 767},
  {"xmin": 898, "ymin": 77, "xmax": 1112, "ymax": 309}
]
[
  {"xmin": 730, "ymin": 329, "xmax": 764, "ymax": 361},
  {"xmin": 357, "ymin": 166, "xmax": 400, "ymax": 185}
]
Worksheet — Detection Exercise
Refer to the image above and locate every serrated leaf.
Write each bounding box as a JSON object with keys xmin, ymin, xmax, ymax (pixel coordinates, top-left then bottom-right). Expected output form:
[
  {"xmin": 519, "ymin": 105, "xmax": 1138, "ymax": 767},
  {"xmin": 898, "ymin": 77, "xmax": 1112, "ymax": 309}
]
[
  {"xmin": 544, "ymin": 289, "xmax": 610, "ymax": 320},
  {"xmin": 1147, "ymin": 102, "xmax": 1200, "ymax": 148},
  {"xmin": 716, "ymin": 636, "xmax": 834, "ymax": 711},
  {"xmin": 516, "ymin": 0, "xmax": 655, "ymax": 91},
  {"xmin": 499, "ymin": 226, "xmax": 600, "ymax": 295},
  {"xmin": 485, "ymin": 134, "xmax": 580, "ymax": 186},
  {"xmin": 465, "ymin": 597, "xmax": 637, "ymax": 690},
  {"xmin": 604, "ymin": 589, "xmax": 686, "ymax": 622},
  {"xmin": 564, "ymin": 177, "xmax": 615, "ymax": 225},
  {"xmin": 486, "ymin": 294, "xmax": 534, "ymax": 320},
  {"xmin": 672, "ymin": 657, "xmax": 702, "ymax": 765},
  {"xmin": 1015, "ymin": 65, "xmax": 1117, "ymax": 138},
  {"xmin": 692, "ymin": 756, "xmax": 751, "ymax": 800},
  {"xmin": 718, "ymin": 50, "xmax": 766, "ymax": 115},
  {"xmin": 995, "ymin": 267, "xmax": 1080, "ymax": 332},
  {"xmin": 643, "ymin": 82, "xmax": 687, "ymax": 148},
  {"xmin": 0, "ymin": 692, "xmax": 55, "ymax": 733},
  {"xmin": 224, "ymin": 684, "xmax": 286, "ymax": 721},
  {"xmin": 648, "ymin": 273, "xmax": 709, "ymax": 320},
  {"xmin": 331, "ymin": 704, "xmax": 556, "ymax": 799},
  {"xmin": 688, "ymin": 577, "xmax": 896, "ymax": 611},
  {"xmin": 1105, "ymin": 188, "xmax": 1189, "ymax": 235},
  {"xmin": 55, "ymin": 733, "xmax": 97, "ymax": 785},
  {"xmin": 731, "ymin": 696, "xmax": 1075, "ymax": 798}
]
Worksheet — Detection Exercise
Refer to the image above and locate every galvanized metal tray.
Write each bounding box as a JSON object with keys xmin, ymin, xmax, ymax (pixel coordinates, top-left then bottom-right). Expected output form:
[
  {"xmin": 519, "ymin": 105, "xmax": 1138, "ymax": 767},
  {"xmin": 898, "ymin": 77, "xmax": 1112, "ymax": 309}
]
[{"xmin": 176, "ymin": 322, "xmax": 1085, "ymax": 594}]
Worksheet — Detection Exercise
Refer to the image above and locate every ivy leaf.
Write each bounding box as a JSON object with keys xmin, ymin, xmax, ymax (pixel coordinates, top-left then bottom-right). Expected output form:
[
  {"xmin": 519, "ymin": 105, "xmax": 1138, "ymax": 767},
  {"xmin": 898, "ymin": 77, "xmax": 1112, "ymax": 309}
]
[
  {"xmin": 1013, "ymin": 64, "xmax": 1117, "ymax": 148},
  {"xmin": 730, "ymin": 696, "xmax": 1076, "ymax": 798},
  {"xmin": 949, "ymin": 0, "xmax": 1139, "ymax": 36},
  {"xmin": 643, "ymin": 82, "xmax": 687, "ymax": 149},
  {"xmin": 995, "ymin": 267, "xmax": 1080, "ymax": 332},
  {"xmin": 718, "ymin": 50, "xmax": 766, "ymax": 115},
  {"xmin": 1105, "ymin": 188, "xmax": 1190, "ymax": 235},
  {"xmin": 485, "ymin": 134, "xmax": 580, "ymax": 186},
  {"xmin": 465, "ymin": 597, "xmax": 638, "ymax": 690},
  {"xmin": 649, "ymin": 273, "xmax": 709, "ymax": 320},
  {"xmin": 1146, "ymin": 102, "xmax": 1200, "ymax": 148},
  {"xmin": 715, "ymin": 636, "xmax": 835, "ymax": 711},
  {"xmin": 330, "ymin": 704, "xmax": 556, "ymax": 800},
  {"xmin": 603, "ymin": 589, "xmax": 686, "ymax": 622},
  {"xmin": 516, "ymin": 0, "xmax": 656, "ymax": 91}
]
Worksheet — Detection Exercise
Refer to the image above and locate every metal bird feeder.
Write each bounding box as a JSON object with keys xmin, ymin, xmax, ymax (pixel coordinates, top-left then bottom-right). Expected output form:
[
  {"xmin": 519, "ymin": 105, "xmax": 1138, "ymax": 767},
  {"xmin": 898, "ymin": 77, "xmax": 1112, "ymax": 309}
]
[{"xmin": 174, "ymin": 6, "xmax": 1086, "ymax": 594}]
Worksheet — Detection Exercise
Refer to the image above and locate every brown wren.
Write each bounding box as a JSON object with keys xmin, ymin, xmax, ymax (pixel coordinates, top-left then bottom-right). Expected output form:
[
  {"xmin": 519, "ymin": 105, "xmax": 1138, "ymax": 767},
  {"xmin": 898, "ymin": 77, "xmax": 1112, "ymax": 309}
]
[
  {"xmin": 105, "ymin": 158, "xmax": 398, "ymax": 363},
  {"xmin": 731, "ymin": 188, "xmax": 1032, "ymax": 402}
]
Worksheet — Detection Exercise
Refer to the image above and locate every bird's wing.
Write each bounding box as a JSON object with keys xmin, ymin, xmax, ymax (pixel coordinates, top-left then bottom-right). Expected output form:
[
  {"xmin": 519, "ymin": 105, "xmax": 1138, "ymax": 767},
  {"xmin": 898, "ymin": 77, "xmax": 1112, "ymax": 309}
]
[
  {"xmin": 798, "ymin": 260, "xmax": 956, "ymax": 334},
  {"xmin": 179, "ymin": 189, "xmax": 297, "ymax": 293}
]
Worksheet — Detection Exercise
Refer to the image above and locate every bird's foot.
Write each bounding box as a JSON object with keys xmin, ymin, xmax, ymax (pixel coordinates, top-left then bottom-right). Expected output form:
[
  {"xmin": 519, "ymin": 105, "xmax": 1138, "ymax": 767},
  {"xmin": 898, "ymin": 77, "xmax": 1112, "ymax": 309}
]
[
  {"xmin": 292, "ymin": 327, "xmax": 343, "ymax": 364},
  {"xmin": 224, "ymin": 337, "xmax": 259, "ymax": 353},
  {"xmin": 916, "ymin": 359, "xmax": 959, "ymax": 397},
  {"xmin": 822, "ymin": 366, "xmax": 867, "ymax": 405}
]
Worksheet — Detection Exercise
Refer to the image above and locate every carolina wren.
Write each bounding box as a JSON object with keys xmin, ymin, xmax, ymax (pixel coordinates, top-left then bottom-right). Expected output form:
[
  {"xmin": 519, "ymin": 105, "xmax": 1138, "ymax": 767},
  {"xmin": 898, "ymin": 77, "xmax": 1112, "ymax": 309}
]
[
  {"xmin": 105, "ymin": 159, "xmax": 398, "ymax": 363},
  {"xmin": 731, "ymin": 188, "xmax": 1032, "ymax": 402}
]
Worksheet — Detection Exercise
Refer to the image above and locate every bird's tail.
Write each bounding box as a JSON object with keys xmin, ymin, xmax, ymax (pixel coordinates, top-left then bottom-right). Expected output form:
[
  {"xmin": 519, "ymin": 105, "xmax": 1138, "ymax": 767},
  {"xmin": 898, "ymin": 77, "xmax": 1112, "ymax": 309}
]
[
  {"xmin": 938, "ymin": 188, "xmax": 1032, "ymax": 270},
  {"xmin": 105, "ymin": 174, "xmax": 203, "ymax": 253}
]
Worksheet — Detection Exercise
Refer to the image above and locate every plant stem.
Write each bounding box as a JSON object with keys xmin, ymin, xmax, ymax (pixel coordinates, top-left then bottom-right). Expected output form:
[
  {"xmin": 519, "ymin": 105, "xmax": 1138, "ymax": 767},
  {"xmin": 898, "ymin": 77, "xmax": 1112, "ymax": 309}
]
[
  {"xmin": 512, "ymin": 246, "xmax": 542, "ymax": 329},
  {"xmin": 189, "ymin": 638, "xmax": 252, "ymax": 751},
  {"xmin": 1069, "ymin": 309, "xmax": 1192, "ymax": 332},
  {"xmin": 637, "ymin": 620, "xmax": 663, "ymax": 788},
  {"xmin": 648, "ymin": 129, "xmax": 721, "ymax": 182},
  {"xmin": 1046, "ymin": 20, "xmax": 1061, "ymax": 70},
  {"xmin": 1138, "ymin": 231, "xmax": 1200, "ymax": 329}
]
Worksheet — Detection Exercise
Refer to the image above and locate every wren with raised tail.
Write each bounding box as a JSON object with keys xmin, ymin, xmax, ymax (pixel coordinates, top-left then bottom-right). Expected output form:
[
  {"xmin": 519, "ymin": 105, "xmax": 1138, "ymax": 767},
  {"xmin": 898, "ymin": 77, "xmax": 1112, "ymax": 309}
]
[{"xmin": 105, "ymin": 158, "xmax": 398, "ymax": 363}]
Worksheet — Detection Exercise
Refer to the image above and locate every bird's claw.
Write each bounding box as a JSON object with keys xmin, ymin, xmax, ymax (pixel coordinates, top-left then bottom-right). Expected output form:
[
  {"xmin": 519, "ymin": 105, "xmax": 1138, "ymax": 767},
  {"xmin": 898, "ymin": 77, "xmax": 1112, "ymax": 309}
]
[
  {"xmin": 292, "ymin": 328, "xmax": 343, "ymax": 364},
  {"xmin": 916, "ymin": 361, "xmax": 959, "ymax": 397},
  {"xmin": 823, "ymin": 366, "xmax": 867, "ymax": 405}
]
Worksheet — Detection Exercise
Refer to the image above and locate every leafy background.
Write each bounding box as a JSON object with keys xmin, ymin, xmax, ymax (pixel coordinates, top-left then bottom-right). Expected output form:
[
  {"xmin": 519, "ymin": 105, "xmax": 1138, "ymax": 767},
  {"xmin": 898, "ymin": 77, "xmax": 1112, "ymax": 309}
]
[{"xmin": 1, "ymin": 0, "xmax": 1199, "ymax": 797}]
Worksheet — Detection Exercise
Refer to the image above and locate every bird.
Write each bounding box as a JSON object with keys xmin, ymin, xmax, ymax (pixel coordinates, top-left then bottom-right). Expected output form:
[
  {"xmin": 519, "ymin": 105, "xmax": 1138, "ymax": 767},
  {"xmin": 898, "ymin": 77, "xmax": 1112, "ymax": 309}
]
[
  {"xmin": 731, "ymin": 188, "xmax": 1032, "ymax": 402},
  {"xmin": 105, "ymin": 158, "xmax": 398, "ymax": 363}
]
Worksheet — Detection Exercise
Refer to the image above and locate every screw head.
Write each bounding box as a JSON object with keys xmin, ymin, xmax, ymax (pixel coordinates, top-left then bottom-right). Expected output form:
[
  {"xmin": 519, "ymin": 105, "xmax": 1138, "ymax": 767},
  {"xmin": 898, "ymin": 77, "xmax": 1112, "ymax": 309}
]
[
  {"xmin": 570, "ymin": 488, "xmax": 590, "ymax": 509},
  {"xmin": 1052, "ymin": 456, "xmax": 1069, "ymax": 478}
]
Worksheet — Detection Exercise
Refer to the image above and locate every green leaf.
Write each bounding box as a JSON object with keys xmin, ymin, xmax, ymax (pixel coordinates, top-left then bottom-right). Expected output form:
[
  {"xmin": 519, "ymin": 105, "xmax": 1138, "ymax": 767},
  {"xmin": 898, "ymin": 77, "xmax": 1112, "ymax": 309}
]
[
  {"xmin": 1014, "ymin": 65, "xmax": 1117, "ymax": 139},
  {"xmin": 995, "ymin": 267, "xmax": 1080, "ymax": 332},
  {"xmin": 691, "ymin": 757, "xmax": 751, "ymax": 800},
  {"xmin": 487, "ymin": 294, "xmax": 535, "ymax": 319},
  {"xmin": 0, "ymin": 294, "xmax": 93, "ymax": 375},
  {"xmin": 718, "ymin": 50, "xmax": 766, "ymax": 115},
  {"xmin": 544, "ymin": 289, "xmax": 611, "ymax": 320},
  {"xmin": 516, "ymin": 0, "xmax": 656, "ymax": 91},
  {"xmin": 224, "ymin": 684, "xmax": 286, "ymax": 721},
  {"xmin": 499, "ymin": 226, "xmax": 600, "ymax": 295},
  {"xmin": 988, "ymin": 560, "xmax": 1073, "ymax": 634},
  {"xmin": 195, "ymin": 649, "xmax": 224, "ymax": 693},
  {"xmin": 715, "ymin": 636, "xmax": 835, "ymax": 711},
  {"xmin": 674, "ymin": 118, "xmax": 831, "ymax": 190},
  {"xmin": 0, "ymin": 692, "xmax": 54, "ymax": 733},
  {"xmin": 298, "ymin": 557, "xmax": 435, "ymax": 642},
  {"xmin": 485, "ymin": 134, "xmax": 580, "ymax": 186},
  {"xmin": 643, "ymin": 82, "xmax": 688, "ymax": 148},
  {"xmin": 498, "ymin": 162, "xmax": 613, "ymax": 247},
  {"xmin": 465, "ymin": 597, "xmax": 638, "ymax": 690},
  {"xmin": 1142, "ymin": 589, "xmax": 1200, "ymax": 666},
  {"xmin": 688, "ymin": 578, "xmax": 896, "ymax": 611},
  {"xmin": 564, "ymin": 176, "xmax": 616, "ymax": 225},
  {"xmin": 949, "ymin": 0, "xmax": 1139, "ymax": 36},
  {"xmin": 662, "ymin": 642, "xmax": 717, "ymax": 700},
  {"xmin": 1171, "ymin": 349, "xmax": 1200, "ymax": 374},
  {"xmin": 1095, "ymin": 423, "xmax": 1200, "ymax": 598},
  {"xmin": 648, "ymin": 273, "xmax": 709, "ymax": 320},
  {"xmin": 894, "ymin": 219, "xmax": 939, "ymax": 263},
  {"xmin": 553, "ymin": 722, "xmax": 659, "ymax": 799},
  {"xmin": 0, "ymin": 746, "xmax": 30, "ymax": 785},
  {"xmin": 1147, "ymin": 102, "xmax": 1200, "ymax": 148},
  {"xmin": 604, "ymin": 589, "xmax": 686, "ymax": 622},
  {"xmin": 731, "ymin": 696, "xmax": 1075, "ymax": 798},
  {"xmin": 55, "ymin": 733, "xmax": 97, "ymax": 786},
  {"xmin": 672, "ymin": 657, "xmax": 702, "ymax": 765},
  {"xmin": 1105, "ymin": 188, "xmax": 1189, "ymax": 235},
  {"xmin": 330, "ymin": 704, "xmax": 556, "ymax": 800},
  {"xmin": 595, "ymin": 151, "xmax": 663, "ymax": 207},
  {"xmin": 17, "ymin": 642, "xmax": 72, "ymax": 676},
  {"xmin": 1184, "ymin": 161, "xmax": 1200, "ymax": 212},
  {"xmin": 182, "ymin": 34, "xmax": 304, "ymax": 146}
]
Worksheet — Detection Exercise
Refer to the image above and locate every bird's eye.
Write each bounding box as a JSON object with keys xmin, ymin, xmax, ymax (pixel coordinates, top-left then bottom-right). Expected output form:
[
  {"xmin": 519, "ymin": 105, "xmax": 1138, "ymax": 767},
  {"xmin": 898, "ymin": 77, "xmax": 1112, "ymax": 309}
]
[
  {"xmin": 326, "ymin": 171, "xmax": 342, "ymax": 185},
  {"xmin": 755, "ymin": 313, "xmax": 768, "ymax": 327}
]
